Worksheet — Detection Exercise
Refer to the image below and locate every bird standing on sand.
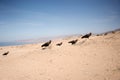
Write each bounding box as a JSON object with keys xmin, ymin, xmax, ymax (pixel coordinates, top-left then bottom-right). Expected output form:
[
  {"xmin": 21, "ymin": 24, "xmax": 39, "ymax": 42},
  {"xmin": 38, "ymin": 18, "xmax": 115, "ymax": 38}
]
[
  {"xmin": 68, "ymin": 39, "xmax": 78, "ymax": 45},
  {"xmin": 2, "ymin": 51, "xmax": 9, "ymax": 56},
  {"xmin": 41, "ymin": 40, "xmax": 52, "ymax": 47},
  {"xmin": 81, "ymin": 33, "xmax": 92, "ymax": 39},
  {"xmin": 56, "ymin": 42, "xmax": 62, "ymax": 46}
]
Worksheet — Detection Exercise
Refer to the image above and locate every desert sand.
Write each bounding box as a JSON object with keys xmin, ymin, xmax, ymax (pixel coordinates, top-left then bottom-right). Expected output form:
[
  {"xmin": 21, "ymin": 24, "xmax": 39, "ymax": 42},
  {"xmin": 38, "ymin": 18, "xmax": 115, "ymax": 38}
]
[{"xmin": 0, "ymin": 30, "xmax": 120, "ymax": 80}]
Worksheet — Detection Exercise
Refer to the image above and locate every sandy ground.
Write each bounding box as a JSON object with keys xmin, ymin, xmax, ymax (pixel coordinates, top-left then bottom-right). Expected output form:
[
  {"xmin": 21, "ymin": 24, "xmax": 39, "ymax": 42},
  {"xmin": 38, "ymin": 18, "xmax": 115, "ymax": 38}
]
[{"xmin": 0, "ymin": 31, "xmax": 120, "ymax": 80}]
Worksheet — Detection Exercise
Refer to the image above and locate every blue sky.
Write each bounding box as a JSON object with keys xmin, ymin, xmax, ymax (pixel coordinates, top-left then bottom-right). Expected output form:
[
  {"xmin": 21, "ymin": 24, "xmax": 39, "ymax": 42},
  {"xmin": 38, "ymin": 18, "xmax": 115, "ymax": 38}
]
[{"xmin": 0, "ymin": 0, "xmax": 120, "ymax": 42}]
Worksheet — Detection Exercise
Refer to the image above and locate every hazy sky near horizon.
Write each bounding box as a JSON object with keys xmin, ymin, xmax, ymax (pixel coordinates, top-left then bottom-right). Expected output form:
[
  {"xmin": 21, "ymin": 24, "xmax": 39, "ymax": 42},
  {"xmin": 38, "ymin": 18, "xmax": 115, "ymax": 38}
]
[{"xmin": 0, "ymin": 0, "xmax": 120, "ymax": 42}]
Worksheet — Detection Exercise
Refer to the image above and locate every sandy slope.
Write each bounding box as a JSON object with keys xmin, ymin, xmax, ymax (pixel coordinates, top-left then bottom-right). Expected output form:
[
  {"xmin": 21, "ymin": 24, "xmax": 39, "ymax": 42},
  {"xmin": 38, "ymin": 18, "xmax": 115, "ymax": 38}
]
[{"xmin": 0, "ymin": 31, "xmax": 120, "ymax": 80}]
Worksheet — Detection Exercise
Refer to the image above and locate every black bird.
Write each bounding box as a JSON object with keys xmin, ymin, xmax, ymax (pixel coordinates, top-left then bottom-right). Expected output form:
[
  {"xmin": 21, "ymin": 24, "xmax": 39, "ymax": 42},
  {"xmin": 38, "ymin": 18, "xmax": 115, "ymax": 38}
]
[
  {"xmin": 56, "ymin": 42, "xmax": 62, "ymax": 46},
  {"xmin": 41, "ymin": 40, "xmax": 52, "ymax": 47},
  {"xmin": 3, "ymin": 51, "xmax": 9, "ymax": 56},
  {"xmin": 81, "ymin": 33, "xmax": 92, "ymax": 39},
  {"xmin": 68, "ymin": 39, "xmax": 78, "ymax": 45}
]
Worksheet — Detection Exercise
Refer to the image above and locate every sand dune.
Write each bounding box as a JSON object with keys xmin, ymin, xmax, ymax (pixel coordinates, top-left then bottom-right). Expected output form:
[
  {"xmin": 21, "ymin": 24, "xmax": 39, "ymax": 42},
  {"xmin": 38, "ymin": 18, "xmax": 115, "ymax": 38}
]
[{"xmin": 0, "ymin": 31, "xmax": 120, "ymax": 80}]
